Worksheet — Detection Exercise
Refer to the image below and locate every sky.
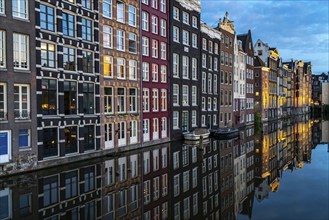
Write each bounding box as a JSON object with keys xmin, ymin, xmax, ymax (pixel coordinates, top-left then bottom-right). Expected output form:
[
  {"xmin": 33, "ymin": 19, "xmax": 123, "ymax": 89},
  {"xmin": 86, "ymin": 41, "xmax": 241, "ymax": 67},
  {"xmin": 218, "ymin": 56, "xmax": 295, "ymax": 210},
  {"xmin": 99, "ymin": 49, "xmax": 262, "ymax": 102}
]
[{"xmin": 200, "ymin": 0, "xmax": 329, "ymax": 74}]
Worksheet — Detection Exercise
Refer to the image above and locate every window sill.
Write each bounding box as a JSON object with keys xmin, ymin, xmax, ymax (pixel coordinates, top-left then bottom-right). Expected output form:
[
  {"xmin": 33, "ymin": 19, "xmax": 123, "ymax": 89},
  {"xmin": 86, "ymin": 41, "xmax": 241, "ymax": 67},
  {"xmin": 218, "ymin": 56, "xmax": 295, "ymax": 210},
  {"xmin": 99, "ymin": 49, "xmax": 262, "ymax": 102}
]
[
  {"xmin": 15, "ymin": 119, "xmax": 32, "ymax": 123},
  {"xmin": 0, "ymin": 68, "xmax": 7, "ymax": 71},
  {"xmin": 14, "ymin": 69, "xmax": 31, "ymax": 74},
  {"xmin": 19, "ymin": 148, "xmax": 32, "ymax": 152}
]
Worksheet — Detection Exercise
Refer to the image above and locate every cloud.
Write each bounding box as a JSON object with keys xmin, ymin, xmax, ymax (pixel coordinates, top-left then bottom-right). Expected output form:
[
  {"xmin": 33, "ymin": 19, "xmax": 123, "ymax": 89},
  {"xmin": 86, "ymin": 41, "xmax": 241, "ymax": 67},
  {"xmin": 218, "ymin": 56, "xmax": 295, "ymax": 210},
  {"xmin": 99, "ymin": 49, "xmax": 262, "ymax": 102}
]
[{"xmin": 201, "ymin": 0, "xmax": 329, "ymax": 73}]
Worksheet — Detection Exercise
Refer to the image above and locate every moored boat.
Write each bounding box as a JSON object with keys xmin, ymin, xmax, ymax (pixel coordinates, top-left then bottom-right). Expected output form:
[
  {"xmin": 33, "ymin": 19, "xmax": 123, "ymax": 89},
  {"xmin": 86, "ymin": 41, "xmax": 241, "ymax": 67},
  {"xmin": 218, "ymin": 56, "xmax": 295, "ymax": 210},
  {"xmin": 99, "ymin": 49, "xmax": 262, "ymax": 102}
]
[
  {"xmin": 184, "ymin": 128, "xmax": 210, "ymax": 140},
  {"xmin": 211, "ymin": 127, "xmax": 239, "ymax": 139}
]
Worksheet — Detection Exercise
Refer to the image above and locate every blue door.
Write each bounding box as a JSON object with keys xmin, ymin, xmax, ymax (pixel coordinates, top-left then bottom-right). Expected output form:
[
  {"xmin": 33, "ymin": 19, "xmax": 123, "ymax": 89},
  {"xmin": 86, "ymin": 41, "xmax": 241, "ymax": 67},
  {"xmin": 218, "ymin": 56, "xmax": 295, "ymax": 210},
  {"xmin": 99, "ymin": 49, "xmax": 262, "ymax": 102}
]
[{"xmin": 0, "ymin": 131, "xmax": 11, "ymax": 163}]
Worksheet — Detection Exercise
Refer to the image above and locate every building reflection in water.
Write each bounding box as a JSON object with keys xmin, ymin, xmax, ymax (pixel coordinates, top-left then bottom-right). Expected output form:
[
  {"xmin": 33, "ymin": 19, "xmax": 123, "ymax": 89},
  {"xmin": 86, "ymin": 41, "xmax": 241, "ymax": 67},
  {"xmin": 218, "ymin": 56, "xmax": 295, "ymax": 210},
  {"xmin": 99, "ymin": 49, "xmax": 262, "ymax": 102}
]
[{"xmin": 0, "ymin": 119, "xmax": 324, "ymax": 220}]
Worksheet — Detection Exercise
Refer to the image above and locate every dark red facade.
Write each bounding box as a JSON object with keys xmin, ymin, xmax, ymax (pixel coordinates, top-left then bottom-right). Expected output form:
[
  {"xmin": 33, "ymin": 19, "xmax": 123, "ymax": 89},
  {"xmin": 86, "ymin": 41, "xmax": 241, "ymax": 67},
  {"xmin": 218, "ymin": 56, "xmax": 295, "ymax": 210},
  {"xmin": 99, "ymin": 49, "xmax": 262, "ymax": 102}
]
[{"xmin": 142, "ymin": 0, "xmax": 169, "ymax": 142}]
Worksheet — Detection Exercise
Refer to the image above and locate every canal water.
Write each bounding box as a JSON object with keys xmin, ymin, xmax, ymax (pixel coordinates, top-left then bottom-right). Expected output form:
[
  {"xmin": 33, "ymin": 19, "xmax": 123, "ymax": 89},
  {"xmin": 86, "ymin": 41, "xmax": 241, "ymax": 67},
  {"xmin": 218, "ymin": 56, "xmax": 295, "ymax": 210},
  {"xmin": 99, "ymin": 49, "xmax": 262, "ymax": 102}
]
[{"xmin": 0, "ymin": 119, "xmax": 328, "ymax": 220}]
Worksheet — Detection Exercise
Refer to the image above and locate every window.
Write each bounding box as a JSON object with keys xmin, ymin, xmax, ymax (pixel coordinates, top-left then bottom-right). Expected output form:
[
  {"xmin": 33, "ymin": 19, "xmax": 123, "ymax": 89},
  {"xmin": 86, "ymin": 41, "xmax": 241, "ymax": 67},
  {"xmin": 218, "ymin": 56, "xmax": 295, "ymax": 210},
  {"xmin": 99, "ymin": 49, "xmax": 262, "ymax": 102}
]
[
  {"xmin": 192, "ymin": 33, "xmax": 197, "ymax": 48},
  {"xmin": 183, "ymin": 12, "xmax": 189, "ymax": 24},
  {"xmin": 152, "ymin": 89, "xmax": 159, "ymax": 112},
  {"xmin": 103, "ymin": 25, "xmax": 113, "ymax": 48},
  {"xmin": 65, "ymin": 171, "xmax": 78, "ymax": 199},
  {"xmin": 161, "ymin": 42, "xmax": 166, "ymax": 60},
  {"xmin": 173, "ymin": 26, "xmax": 179, "ymax": 42},
  {"xmin": 41, "ymin": 79, "xmax": 57, "ymax": 115},
  {"xmin": 14, "ymin": 84, "xmax": 30, "ymax": 119},
  {"xmin": 12, "ymin": 0, "xmax": 28, "ymax": 19},
  {"xmin": 43, "ymin": 176, "xmax": 58, "ymax": 207},
  {"xmin": 129, "ymin": 88, "xmax": 137, "ymax": 113},
  {"xmin": 201, "ymin": 98, "xmax": 206, "ymax": 111},
  {"xmin": 116, "ymin": 29, "xmax": 125, "ymax": 51},
  {"xmin": 143, "ymin": 152, "xmax": 150, "ymax": 173},
  {"xmin": 0, "ymin": 83, "xmax": 6, "ymax": 120},
  {"xmin": 160, "ymin": 19, "xmax": 166, "ymax": 37},
  {"xmin": 117, "ymin": 1, "xmax": 125, "ymax": 23},
  {"xmin": 13, "ymin": 33, "xmax": 29, "ymax": 69},
  {"xmin": 152, "ymin": 15, "xmax": 158, "ymax": 34},
  {"xmin": 183, "ymin": 198, "xmax": 190, "ymax": 219},
  {"xmin": 152, "ymin": 40, "xmax": 158, "ymax": 58},
  {"xmin": 209, "ymin": 55, "xmax": 213, "ymax": 70},
  {"xmin": 151, "ymin": 0, "xmax": 157, "ymax": 8},
  {"xmin": 129, "ymin": 60, "xmax": 137, "ymax": 80},
  {"xmin": 117, "ymin": 58, "xmax": 125, "ymax": 79},
  {"xmin": 202, "ymin": 72, "xmax": 206, "ymax": 93},
  {"xmin": 208, "ymin": 73, "xmax": 212, "ymax": 93},
  {"xmin": 152, "ymin": 64, "xmax": 158, "ymax": 82},
  {"xmin": 142, "ymin": 11, "xmax": 149, "ymax": 31},
  {"xmin": 81, "ymin": 18, "xmax": 92, "ymax": 41},
  {"xmin": 214, "ymin": 43, "xmax": 218, "ymax": 54},
  {"xmin": 128, "ymin": 33, "xmax": 137, "ymax": 53},
  {"xmin": 142, "ymin": 37, "xmax": 149, "ymax": 56},
  {"xmin": 191, "ymin": 58, "xmax": 197, "ymax": 80},
  {"xmin": 182, "ymin": 30, "xmax": 189, "ymax": 45},
  {"xmin": 62, "ymin": 13, "xmax": 75, "ymax": 37},
  {"xmin": 82, "ymin": 83, "xmax": 94, "ymax": 114},
  {"xmin": 213, "ymin": 98, "xmax": 217, "ymax": 111},
  {"xmin": 130, "ymin": 185, "xmax": 138, "ymax": 210},
  {"xmin": 173, "ymin": 84, "xmax": 179, "ymax": 106},
  {"xmin": 220, "ymin": 51, "xmax": 224, "ymax": 65},
  {"xmin": 160, "ymin": 0, "xmax": 166, "ymax": 12},
  {"xmin": 82, "ymin": 51, "xmax": 93, "ymax": 73},
  {"xmin": 143, "ymin": 89, "xmax": 150, "ymax": 112},
  {"xmin": 118, "ymin": 121, "xmax": 126, "ymax": 146},
  {"xmin": 85, "ymin": 201, "xmax": 95, "ymax": 219},
  {"xmin": 208, "ymin": 97, "xmax": 212, "ymax": 110},
  {"xmin": 182, "ymin": 56, "xmax": 189, "ymax": 78},
  {"xmin": 83, "ymin": 167, "xmax": 95, "ymax": 192},
  {"xmin": 63, "ymin": 47, "xmax": 75, "ymax": 71},
  {"xmin": 84, "ymin": 125, "xmax": 95, "ymax": 151},
  {"xmin": 103, "ymin": 56, "xmax": 113, "ymax": 77},
  {"xmin": 173, "ymin": 53, "xmax": 179, "ymax": 77},
  {"xmin": 19, "ymin": 129, "xmax": 30, "ymax": 149},
  {"xmin": 64, "ymin": 81, "xmax": 77, "ymax": 115},
  {"xmin": 43, "ymin": 128, "xmax": 58, "ymax": 158},
  {"xmin": 117, "ymin": 88, "xmax": 126, "ymax": 113},
  {"xmin": 63, "ymin": 126, "xmax": 78, "ymax": 154},
  {"xmin": 192, "ymin": 111, "xmax": 197, "ymax": 127},
  {"xmin": 128, "ymin": 5, "xmax": 136, "ymax": 26},
  {"xmin": 202, "ymin": 54, "xmax": 206, "ymax": 68},
  {"xmin": 144, "ymin": 181, "xmax": 151, "ymax": 204},
  {"xmin": 0, "ymin": 31, "xmax": 4, "ymax": 68},
  {"xmin": 104, "ymin": 87, "xmax": 113, "ymax": 114},
  {"xmin": 105, "ymin": 193, "xmax": 114, "ymax": 219},
  {"xmin": 192, "ymin": 86, "xmax": 197, "ymax": 106},
  {"xmin": 40, "ymin": 4, "xmax": 55, "ymax": 31},
  {"xmin": 173, "ymin": 7, "xmax": 179, "ymax": 20},
  {"xmin": 161, "ymin": 89, "xmax": 167, "ymax": 111},
  {"xmin": 173, "ymin": 111, "xmax": 179, "ymax": 129},
  {"xmin": 174, "ymin": 175, "xmax": 180, "ymax": 196},
  {"xmin": 142, "ymin": 62, "xmax": 149, "ymax": 81},
  {"xmin": 19, "ymin": 194, "xmax": 31, "ymax": 215},
  {"xmin": 41, "ymin": 42, "xmax": 55, "ymax": 68},
  {"xmin": 103, "ymin": 0, "xmax": 112, "ymax": 18},
  {"xmin": 192, "ymin": 16, "xmax": 198, "ymax": 28},
  {"xmin": 214, "ymin": 74, "xmax": 218, "ymax": 94},
  {"xmin": 0, "ymin": 0, "xmax": 4, "ymax": 14},
  {"xmin": 183, "ymin": 171, "xmax": 189, "ymax": 192},
  {"xmin": 161, "ymin": 65, "xmax": 167, "ymax": 83},
  {"xmin": 214, "ymin": 57, "xmax": 218, "ymax": 71},
  {"xmin": 81, "ymin": 0, "xmax": 92, "ymax": 9},
  {"xmin": 182, "ymin": 85, "xmax": 189, "ymax": 106}
]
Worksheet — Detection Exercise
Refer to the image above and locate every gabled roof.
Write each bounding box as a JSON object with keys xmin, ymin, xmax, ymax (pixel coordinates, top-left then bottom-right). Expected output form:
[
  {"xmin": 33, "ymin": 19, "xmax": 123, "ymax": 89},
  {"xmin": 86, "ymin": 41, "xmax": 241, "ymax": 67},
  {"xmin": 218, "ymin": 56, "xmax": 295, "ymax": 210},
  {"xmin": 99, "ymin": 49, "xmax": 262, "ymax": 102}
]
[
  {"xmin": 237, "ymin": 30, "xmax": 254, "ymax": 54},
  {"xmin": 254, "ymin": 55, "xmax": 265, "ymax": 67}
]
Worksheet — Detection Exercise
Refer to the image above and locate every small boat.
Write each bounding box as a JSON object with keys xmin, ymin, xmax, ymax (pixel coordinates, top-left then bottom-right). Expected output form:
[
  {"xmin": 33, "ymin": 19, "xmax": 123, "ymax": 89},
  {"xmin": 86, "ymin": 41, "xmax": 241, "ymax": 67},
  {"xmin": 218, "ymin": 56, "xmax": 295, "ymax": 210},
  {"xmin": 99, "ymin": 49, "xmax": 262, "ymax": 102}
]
[
  {"xmin": 211, "ymin": 127, "xmax": 239, "ymax": 139},
  {"xmin": 184, "ymin": 128, "xmax": 210, "ymax": 141}
]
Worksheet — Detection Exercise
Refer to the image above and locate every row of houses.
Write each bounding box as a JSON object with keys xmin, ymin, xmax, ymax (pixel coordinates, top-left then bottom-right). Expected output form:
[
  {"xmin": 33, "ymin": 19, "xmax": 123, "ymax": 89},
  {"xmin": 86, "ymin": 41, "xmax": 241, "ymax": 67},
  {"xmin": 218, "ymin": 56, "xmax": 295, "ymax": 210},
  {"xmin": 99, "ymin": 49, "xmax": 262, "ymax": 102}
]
[
  {"xmin": 0, "ymin": 0, "xmax": 312, "ymax": 175},
  {"xmin": 0, "ymin": 118, "xmax": 315, "ymax": 220}
]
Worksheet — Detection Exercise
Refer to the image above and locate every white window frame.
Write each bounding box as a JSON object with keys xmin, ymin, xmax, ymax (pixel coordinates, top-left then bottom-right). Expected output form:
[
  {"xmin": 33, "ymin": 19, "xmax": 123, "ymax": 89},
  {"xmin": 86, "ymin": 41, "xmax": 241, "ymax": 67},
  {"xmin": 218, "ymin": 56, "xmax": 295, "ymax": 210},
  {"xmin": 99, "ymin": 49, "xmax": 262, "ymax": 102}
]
[
  {"xmin": 173, "ymin": 84, "xmax": 179, "ymax": 106},
  {"xmin": 152, "ymin": 89, "xmax": 159, "ymax": 112},
  {"xmin": 173, "ymin": 111, "xmax": 179, "ymax": 129},
  {"xmin": 143, "ymin": 119, "xmax": 150, "ymax": 141},
  {"xmin": 143, "ymin": 88, "xmax": 150, "ymax": 112},
  {"xmin": 13, "ymin": 33, "xmax": 29, "ymax": 70}
]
